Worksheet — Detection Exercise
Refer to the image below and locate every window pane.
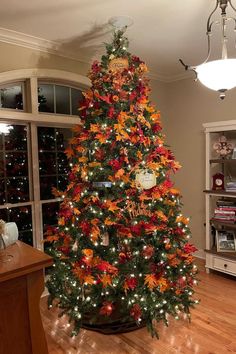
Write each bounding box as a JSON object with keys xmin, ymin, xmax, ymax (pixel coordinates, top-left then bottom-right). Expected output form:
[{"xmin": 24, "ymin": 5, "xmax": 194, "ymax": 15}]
[
  {"xmin": 42, "ymin": 201, "xmax": 60, "ymax": 232},
  {"xmin": 0, "ymin": 205, "xmax": 33, "ymax": 245},
  {"xmin": 0, "ymin": 125, "xmax": 29, "ymax": 205},
  {"xmin": 0, "ymin": 84, "xmax": 23, "ymax": 110},
  {"xmin": 71, "ymin": 88, "xmax": 83, "ymax": 115},
  {"xmin": 55, "ymin": 85, "xmax": 70, "ymax": 114},
  {"xmin": 38, "ymin": 127, "xmax": 72, "ymax": 200},
  {"xmin": 5, "ymin": 125, "xmax": 27, "ymax": 151},
  {"xmin": 42, "ymin": 201, "xmax": 60, "ymax": 254},
  {"xmin": 38, "ymin": 127, "xmax": 56, "ymax": 151},
  {"xmin": 38, "ymin": 84, "xmax": 54, "ymax": 113}
]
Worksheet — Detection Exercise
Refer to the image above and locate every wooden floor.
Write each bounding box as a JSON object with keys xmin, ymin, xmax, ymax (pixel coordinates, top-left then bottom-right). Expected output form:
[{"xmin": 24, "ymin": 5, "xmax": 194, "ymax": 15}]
[{"xmin": 40, "ymin": 259, "xmax": 236, "ymax": 354}]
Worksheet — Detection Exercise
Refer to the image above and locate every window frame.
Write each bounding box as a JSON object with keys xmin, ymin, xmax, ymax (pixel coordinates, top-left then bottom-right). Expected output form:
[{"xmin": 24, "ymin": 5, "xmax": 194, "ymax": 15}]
[{"xmin": 0, "ymin": 69, "xmax": 89, "ymax": 249}]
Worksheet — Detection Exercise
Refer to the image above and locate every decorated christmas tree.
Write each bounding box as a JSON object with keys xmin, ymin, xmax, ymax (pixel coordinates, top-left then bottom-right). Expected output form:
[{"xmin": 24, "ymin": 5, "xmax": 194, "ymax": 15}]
[{"xmin": 46, "ymin": 29, "xmax": 198, "ymax": 337}]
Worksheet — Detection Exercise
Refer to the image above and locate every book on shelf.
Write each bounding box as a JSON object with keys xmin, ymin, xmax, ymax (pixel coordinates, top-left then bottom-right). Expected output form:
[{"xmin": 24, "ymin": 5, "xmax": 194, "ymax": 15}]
[
  {"xmin": 216, "ymin": 199, "xmax": 236, "ymax": 207},
  {"xmin": 212, "ymin": 217, "xmax": 236, "ymax": 224}
]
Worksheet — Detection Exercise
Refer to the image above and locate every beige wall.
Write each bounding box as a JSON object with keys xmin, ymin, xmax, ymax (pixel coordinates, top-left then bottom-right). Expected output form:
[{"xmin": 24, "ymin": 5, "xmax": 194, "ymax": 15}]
[
  {"xmin": 0, "ymin": 42, "xmax": 89, "ymax": 75},
  {"xmin": 161, "ymin": 78, "xmax": 236, "ymax": 250}
]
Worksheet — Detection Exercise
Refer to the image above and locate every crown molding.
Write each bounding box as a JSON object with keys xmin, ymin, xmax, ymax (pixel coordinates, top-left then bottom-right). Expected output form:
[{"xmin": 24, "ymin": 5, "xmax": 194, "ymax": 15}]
[
  {"xmin": 0, "ymin": 27, "xmax": 191, "ymax": 83},
  {"xmin": 148, "ymin": 70, "xmax": 192, "ymax": 83},
  {"xmin": 0, "ymin": 27, "xmax": 90, "ymax": 65}
]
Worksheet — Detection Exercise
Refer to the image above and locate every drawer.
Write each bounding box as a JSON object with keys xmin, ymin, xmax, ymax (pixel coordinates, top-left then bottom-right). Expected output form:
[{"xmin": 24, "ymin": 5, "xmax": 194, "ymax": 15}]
[{"xmin": 213, "ymin": 257, "xmax": 236, "ymax": 275}]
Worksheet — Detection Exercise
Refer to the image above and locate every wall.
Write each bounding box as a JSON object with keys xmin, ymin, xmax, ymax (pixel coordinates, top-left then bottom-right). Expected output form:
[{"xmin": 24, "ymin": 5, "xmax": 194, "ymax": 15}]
[
  {"xmin": 0, "ymin": 42, "xmax": 89, "ymax": 75},
  {"xmin": 163, "ymin": 77, "xmax": 236, "ymax": 252}
]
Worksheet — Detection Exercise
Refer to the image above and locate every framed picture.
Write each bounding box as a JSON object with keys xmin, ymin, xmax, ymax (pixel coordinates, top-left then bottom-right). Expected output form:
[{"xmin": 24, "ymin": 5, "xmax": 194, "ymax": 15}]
[{"xmin": 216, "ymin": 230, "xmax": 236, "ymax": 252}]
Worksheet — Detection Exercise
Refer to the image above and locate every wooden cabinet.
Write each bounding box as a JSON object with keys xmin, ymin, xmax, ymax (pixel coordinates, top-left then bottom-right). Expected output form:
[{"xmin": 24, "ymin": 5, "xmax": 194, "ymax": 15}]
[
  {"xmin": 203, "ymin": 120, "xmax": 236, "ymax": 276},
  {"xmin": 0, "ymin": 241, "xmax": 53, "ymax": 354}
]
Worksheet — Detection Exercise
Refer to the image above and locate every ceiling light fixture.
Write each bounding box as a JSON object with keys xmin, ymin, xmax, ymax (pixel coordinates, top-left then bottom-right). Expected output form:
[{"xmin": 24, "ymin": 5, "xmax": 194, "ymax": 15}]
[{"xmin": 180, "ymin": 0, "xmax": 236, "ymax": 99}]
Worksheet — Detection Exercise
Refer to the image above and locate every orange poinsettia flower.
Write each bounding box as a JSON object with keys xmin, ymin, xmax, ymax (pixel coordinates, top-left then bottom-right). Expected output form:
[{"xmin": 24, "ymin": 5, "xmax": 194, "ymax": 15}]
[
  {"xmin": 176, "ymin": 216, "xmax": 189, "ymax": 225},
  {"xmin": 147, "ymin": 162, "xmax": 160, "ymax": 170},
  {"xmin": 172, "ymin": 161, "xmax": 182, "ymax": 170},
  {"xmin": 146, "ymin": 105, "xmax": 155, "ymax": 113},
  {"xmin": 99, "ymin": 274, "xmax": 112, "ymax": 287},
  {"xmin": 95, "ymin": 133, "xmax": 108, "ymax": 144},
  {"xmin": 118, "ymin": 111, "xmax": 129, "ymax": 125},
  {"xmin": 75, "ymin": 145, "xmax": 86, "ymax": 153},
  {"xmin": 143, "ymin": 136, "xmax": 151, "ymax": 147},
  {"xmin": 65, "ymin": 146, "xmax": 74, "ymax": 158},
  {"xmin": 72, "ymin": 266, "xmax": 85, "ymax": 282},
  {"xmin": 82, "ymin": 249, "xmax": 94, "ymax": 258},
  {"xmin": 89, "ymin": 162, "xmax": 101, "ymax": 167},
  {"xmin": 156, "ymin": 210, "xmax": 168, "ymax": 222},
  {"xmin": 91, "ymin": 225, "xmax": 100, "ymax": 242},
  {"xmin": 144, "ymin": 274, "xmax": 159, "ymax": 291},
  {"xmin": 104, "ymin": 217, "xmax": 116, "ymax": 226},
  {"xmin": 104, "ymin": 200, "xmax": 120, "ymax": 213},
  {"xmin": 89, "ymin": 123, "xmax": 100, "ymax": 133},
  {"xmin": 121, "ymin": 173, "xmax": 130, "ymax": 183},
  {"xmin": 167, "ymin": 254, "xmax": 181, "ymax": 267},
  {"xmin": 139, "ymin": 193, "xmax": 152, "ymax": 201},
  {"xmin": 58, "ymin": 217, "xmax": 65, "ymax": 226},
  {"xmin": 45, "ymin": 235, "xmax": 59, "ymax": 242},
  {"xmin": 52, "ymin": 187, "xmax": 64, "ymax": 197},
  {"xmin": 152, "ymin": 190, "xmax": 161, "ymax": 199},
  {"xmin": 73, "ymin": 207, "xmax": 81, "ymax": 215},
  {"xmin": 91, "ymin": 195, "xmax": 99, "ymax": 203},
  {"xmin": 136, "ymin": 150, "xmax": 143, "ymax": 159},
  {"xmin": 84, "ymin": 274, "xmax": 95, "ymax": 285},
  {"xmin": 150, "ymin": 112, "xmax": 161, "ymax": 123},
  {"xmin": 91, "ymin": 218, "xmax": 100, "ymax": 226},
  {"xmin": 79, "ymin": 156, "xmax": 88, "ymax": 163},
  {"xmin": 157, "ymin": 277, "xmax": 168, "ymax": 292},
  {"xmin": 82, "ymin": 90, "xmax": 93, "ymax": 100},
  {"xmin": 169, "ymin": 188, "xmax": 180, "ymax": 195},
  {"xmin": 115, "ymin": 168, "xmax": 125, "ymax": 179},
  {"xmin": 81, "ymin": 166, "xmax": 87, "ymax": 180}
]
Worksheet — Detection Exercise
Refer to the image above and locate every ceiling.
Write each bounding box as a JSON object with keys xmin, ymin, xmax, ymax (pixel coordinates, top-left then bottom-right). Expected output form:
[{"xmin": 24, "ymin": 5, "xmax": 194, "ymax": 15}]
[{"xmin": 0, "ymin": 0, "xmax": 235, "ymax": 81}]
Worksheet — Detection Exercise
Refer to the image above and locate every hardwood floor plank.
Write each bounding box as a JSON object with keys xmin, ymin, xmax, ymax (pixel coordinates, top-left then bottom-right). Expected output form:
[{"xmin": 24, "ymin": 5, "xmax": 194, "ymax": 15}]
[{"xmin": 41, "ymin": 259, "xmax": 236, "ymax": 354}]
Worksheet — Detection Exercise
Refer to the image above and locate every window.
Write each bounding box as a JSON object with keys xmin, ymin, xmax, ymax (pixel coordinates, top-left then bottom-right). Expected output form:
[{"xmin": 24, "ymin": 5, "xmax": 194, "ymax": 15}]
[
  {"xmin": 38, "ymin": 83, "xmax": 83, "ymax": 116},
  {"xmin": 0, "ymin": 83, "xmax": 24, "ymax": 110},
  {"xmin": 0, "ymin": 70, "xmax": 88, "ymax": 249}
]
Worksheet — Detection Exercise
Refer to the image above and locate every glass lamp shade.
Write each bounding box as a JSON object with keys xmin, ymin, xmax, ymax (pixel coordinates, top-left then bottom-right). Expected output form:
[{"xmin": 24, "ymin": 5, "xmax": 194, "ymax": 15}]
[{"xmin": 196, "ymin": 59, "xmax": 236, "ymax": 91}]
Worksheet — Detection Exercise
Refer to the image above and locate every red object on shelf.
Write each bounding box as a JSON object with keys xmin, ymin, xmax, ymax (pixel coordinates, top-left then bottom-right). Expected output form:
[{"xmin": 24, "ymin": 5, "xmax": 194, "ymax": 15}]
[{"xmin": 212, "ymin": 173, "xmax": 224, "ymax": 190}]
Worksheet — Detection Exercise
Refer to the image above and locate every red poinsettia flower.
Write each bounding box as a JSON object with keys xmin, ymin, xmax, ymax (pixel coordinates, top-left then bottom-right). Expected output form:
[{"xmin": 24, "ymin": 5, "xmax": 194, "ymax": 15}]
[
  {"xmin": 152, "ymin": 123, "xmax": 161, "ymax": 133},
  {"xmin": 91, "ymin": 60, "xmax": 101, "ymax": 73},
  {"xmin": 108, "ymin": 158, "xmax": 123, "ymax": 171},
  {"xmin": 125, "ymin": 276, "xmax": 138, "ymax": 290},
  {"xmin": 142, "ymin": 245, "xmax": 154, "ymax": 259},
  {"xmin": 95, "ymin": 149, "xmax": 105, "ymax": 161},
  {"xmin": 130, "ymin": 304, "xmax": 142, "ymax": 321},
  {"xmin": 80, "ymin": 221, "xmax": 91, "ymax": 236},
  {"xmin": 96, "ymin": 260, "xmax": 118, "ymax": 275},
  {"xmin": 57, "ymin": 246, "xmax": 70, "ymax": 256},
  {"xmin": 59, "ymin": 207, "xmax": 72, "ymax": 219},
  {"xmin": 108, "ymin": 106, "xmax": 115, "ymax": 118},
  {"xmin": 183, "ymin": 243, "xmax": 198, "ymax": 254}
]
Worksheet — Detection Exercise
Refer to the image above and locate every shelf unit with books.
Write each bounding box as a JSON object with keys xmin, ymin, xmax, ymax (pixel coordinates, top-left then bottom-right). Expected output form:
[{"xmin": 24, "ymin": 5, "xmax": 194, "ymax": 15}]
[{"xmin": 203, "ymin": 120, "xmax": 236, "ymax": 276}]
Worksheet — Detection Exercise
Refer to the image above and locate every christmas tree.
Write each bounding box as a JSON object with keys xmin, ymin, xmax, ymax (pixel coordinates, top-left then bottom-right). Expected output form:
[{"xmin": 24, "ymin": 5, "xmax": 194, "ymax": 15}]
[{"xmin": 46, "ymin": 29, "xmax": 198, "ymax": 337}]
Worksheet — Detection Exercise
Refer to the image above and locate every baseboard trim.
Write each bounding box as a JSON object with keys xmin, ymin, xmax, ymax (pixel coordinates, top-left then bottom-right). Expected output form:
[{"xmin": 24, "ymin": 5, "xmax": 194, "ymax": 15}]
[{"xmin": 194, "ymin": 249, "xmax": 205, "ymax": 260}]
